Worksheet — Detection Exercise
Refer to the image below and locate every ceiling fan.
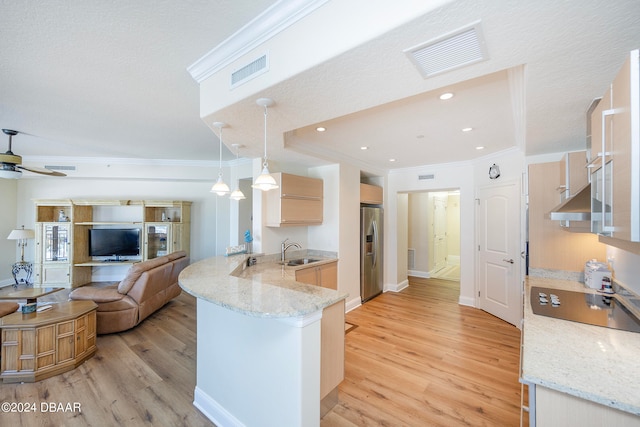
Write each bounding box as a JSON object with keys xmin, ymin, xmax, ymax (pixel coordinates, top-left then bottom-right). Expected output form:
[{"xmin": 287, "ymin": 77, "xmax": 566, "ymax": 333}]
[{"xmin": 1, "ymin": 129, "xmax": 66, "ymax": 178}]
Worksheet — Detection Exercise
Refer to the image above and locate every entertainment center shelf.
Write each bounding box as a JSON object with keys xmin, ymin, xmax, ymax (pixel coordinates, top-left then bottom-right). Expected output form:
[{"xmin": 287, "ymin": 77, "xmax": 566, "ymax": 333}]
[
  {"xmin": 33, "ymin": 200, "xmax": 191, "ymax": 288},
  {"xmin": 74, "ymin": 261, "xmax": 137, "ymax": 267}
]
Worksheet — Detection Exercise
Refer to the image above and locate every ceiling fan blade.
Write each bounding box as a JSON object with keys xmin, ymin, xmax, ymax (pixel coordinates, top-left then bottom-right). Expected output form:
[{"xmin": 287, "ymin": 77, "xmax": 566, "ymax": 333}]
[{"xmin": 17, "ymin": 165, "xmax": 66, "ymax": 177}]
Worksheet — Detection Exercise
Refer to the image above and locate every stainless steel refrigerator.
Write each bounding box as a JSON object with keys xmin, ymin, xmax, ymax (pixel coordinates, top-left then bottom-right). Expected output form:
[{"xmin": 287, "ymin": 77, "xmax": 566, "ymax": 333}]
[{"xmin": 361, "ymin": 206, "xmax": 383, "ymax": 302}]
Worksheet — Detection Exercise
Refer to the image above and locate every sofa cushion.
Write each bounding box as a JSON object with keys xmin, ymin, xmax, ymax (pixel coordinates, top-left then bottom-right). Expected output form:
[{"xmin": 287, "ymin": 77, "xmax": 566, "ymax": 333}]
[
  {"xmin": 167, "ymin": 250, "xmax": 187, "ymax": 261},
  {"xmin": 0, "ymin": 302, "xmax": 19, "ymax": 317},
  {"xmin": 117, "ymin": 256, "xmax": 170, "ymax": 294},
  {"xmin": 69, "ymin": 285, "xmax": 124, "ymax": 303}
]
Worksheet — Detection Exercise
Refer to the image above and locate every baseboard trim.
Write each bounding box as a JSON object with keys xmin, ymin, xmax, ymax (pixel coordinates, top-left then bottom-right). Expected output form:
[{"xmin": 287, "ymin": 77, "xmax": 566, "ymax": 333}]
[
  {"xmin": 194, "ymin": 386, "xmax": 245, "ymax": 427},
  {"xmin": 345, "ymin": 296, "xmax": 361, "ymax": 313},
  {"xmin": 458, "ymin": 295, "xmax": 475, "ymax": 307},
  {"xmin": 386, "ymin": 279, "xmax": 409, "ymax": 293},
  {"xmin": 408, "ymin": 270, "xmax": 429, "ymax": 278}
]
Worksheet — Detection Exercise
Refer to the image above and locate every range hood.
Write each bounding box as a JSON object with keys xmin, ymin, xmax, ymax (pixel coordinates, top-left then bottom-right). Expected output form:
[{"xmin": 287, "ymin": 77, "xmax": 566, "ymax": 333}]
[{"xmin": 549, "ymin": 182, "xmax": 591, "ymax": 222}]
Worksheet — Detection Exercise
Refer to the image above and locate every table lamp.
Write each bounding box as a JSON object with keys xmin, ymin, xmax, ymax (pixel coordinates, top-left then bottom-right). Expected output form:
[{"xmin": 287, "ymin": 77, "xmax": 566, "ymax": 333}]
[{"xmin": 7, "ymin": 225, "xmax": 35, "ymax": 287}]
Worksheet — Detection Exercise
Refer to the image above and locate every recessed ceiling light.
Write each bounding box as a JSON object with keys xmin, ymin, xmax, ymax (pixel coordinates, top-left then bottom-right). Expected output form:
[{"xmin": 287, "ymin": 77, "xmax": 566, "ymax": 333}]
[
  {"xmin": 439, "ymin": 92, "xmax": 454, "ymax": 100},
  {"xmin": 389, "ymin": 158, "xmax": 397, "ymax": 162},
  {"xmin": 360, "ymin": 146, "xmax": 368, "ymax": 150},
  {"xmin": 316, "ymin": 126, "xmax": 326, "ymax": 132},
  {"xmin": 462, "ymin": 127, "xmax": 473, "ymax": 132},
  {"xmin": 476, "ymin": 146, "xmax": 484, "ymax": 150}
]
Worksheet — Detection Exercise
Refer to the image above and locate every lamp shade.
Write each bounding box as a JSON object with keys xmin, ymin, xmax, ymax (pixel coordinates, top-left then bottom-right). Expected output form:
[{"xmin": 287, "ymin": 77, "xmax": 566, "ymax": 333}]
[
  {"xmin": 229, "ymin": 188, "xmax": 246, "ymax": 200},
  {"xmin": 7, "ymin": 228, "xmax": 35, "ymax": 240},
  {"xmin": 211, "ymin": 174, "xmax": 231, "ymax": 195},
  {"xmin": 251, "ymin": 165, "xmax": 279, "ymax": 191}
]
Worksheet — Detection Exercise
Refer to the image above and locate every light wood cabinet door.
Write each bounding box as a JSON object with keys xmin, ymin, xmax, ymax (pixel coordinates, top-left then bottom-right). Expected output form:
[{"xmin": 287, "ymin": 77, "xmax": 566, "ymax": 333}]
[
  {"xmin": 611, "ymin": 51, "xmax": 634, "ymax": 241},
  {"xmin": 36, "ymin": 325, "xmax": 55, "ymax": 370},
  {"xmin": 590, "ymin": 87, "xmax": 610, "ymax": 169},
  {"xmin": 360, "ymin": 183, "xmax": 383, "ymax": 204},
  {"xmin": 56, "ymin": 321, "xmax": 75, "ymax": 363},
  {"xmin": 280, "ymin": 173, "xmax": 322, "ymax": 199},
  {"xmin": 266, "ymin": 173, "xmax": 323, "ymax": 226},
  {"xmin": 321, "ymin": 300, "xmax": 345, "ymax": 399},
  {"xmin": 318, "ymin": 262, "xmax": 338, "ymax": 290},
  {"xmin": 295, "ymin": 261, "xmax": 338, "ymax": 290},
  {"xmin": 536, "ymin": 386, "xmax": 639, "ymax": 427},
  {"xmin": 295, "ymin": 266, "xmax": 318, "ymax": 286}
]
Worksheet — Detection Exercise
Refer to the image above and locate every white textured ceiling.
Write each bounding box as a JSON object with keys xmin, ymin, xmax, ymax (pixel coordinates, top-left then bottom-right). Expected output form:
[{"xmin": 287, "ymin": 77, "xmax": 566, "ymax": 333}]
[{"xmin": 1, "ymin": 0, "xmax": 639, "ymax": 175}]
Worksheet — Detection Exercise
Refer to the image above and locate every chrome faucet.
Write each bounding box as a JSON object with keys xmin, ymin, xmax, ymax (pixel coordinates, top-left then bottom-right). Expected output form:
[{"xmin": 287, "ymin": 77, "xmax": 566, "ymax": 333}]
[{"xmin": 281, "ymin": 238, "xmax": 302, "ymax": 262}]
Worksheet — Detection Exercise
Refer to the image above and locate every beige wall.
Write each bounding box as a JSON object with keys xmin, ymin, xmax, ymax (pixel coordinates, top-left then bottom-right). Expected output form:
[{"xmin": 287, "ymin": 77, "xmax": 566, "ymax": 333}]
[
  {"xmin": 447, "ymin": 193, "xmax": 461, "ymax": 260},
  {"xmin": 528, "ymin": 161, "xmax": 606, "ymax": 272}
]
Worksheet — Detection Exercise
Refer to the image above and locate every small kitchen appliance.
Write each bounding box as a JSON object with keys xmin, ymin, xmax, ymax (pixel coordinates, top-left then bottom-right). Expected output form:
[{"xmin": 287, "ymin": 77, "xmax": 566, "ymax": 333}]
[{"xmin": 584, "ymin": 259, "xmax": 611, "ymax": 290}]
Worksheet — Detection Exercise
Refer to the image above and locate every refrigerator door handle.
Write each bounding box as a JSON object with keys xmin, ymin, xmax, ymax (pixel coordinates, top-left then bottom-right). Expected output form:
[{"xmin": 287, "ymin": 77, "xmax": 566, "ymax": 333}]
[{"xmin": 372, "ymin": 219, "xmax": 378, "ymax": 268}]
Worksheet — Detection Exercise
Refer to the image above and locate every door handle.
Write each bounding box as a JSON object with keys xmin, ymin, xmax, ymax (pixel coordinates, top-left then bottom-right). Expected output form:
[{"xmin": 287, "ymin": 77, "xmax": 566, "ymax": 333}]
[{"xmin": 503, "ymin": 258, "xmax": 514, "ymax": 264}]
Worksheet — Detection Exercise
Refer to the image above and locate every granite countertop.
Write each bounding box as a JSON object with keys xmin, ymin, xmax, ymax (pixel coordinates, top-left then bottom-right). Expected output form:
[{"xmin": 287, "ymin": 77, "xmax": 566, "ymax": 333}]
[
  {"xmin": 522, "ymin": 276, "xmax": 640, "ymax": 415},
  {"xmin": 178, "ymin": 254, "xmax": 346, "ymax": 319}
]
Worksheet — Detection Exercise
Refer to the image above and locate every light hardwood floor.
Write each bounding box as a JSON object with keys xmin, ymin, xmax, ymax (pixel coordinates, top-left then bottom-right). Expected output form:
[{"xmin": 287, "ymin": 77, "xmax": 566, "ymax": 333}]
[
  {"xmin": 322, "ymin": 277, "xmax": 524, "ymax": 427},
  {"xmin": 0, "ymin": 277, "xmax": 523, "ymax": 426}
]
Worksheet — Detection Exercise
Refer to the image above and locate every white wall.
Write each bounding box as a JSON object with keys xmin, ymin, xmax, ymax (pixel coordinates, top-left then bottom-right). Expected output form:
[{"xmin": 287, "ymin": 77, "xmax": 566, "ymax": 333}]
[
  {"xmin": 14, "ymin": 175, "xmax": 224, "ymax": 264},
  {"xmin": 388, "ymin": 148, "xmax": 525, "ymax": 307}
]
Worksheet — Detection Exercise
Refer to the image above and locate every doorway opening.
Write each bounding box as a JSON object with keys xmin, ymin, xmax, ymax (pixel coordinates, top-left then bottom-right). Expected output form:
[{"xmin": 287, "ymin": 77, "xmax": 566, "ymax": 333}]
[{"xmin": 407, "ymin": 190, "xmax": 461, "ymax": 282}]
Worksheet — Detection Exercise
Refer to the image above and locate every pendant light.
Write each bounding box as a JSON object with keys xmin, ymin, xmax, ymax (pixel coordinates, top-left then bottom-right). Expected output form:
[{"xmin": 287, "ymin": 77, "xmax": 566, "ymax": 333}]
[
  {"xmin": 211, "ymin": 121, "xmax": 230, "ymax": 196},
  {"xmin": 252, "ymin": 98, "xmax": 279, "ymax": 191},
  {"xmin": 229, "ymin": 143, "xmax": 246, "ymax": 201}
]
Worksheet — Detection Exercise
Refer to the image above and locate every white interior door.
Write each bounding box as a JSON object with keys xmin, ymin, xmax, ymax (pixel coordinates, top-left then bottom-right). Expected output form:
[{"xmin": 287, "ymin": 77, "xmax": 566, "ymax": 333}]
[
  {"xmin": 477, "ymin": 182, "xmax": 521, "ymax": 326},
  {"xmin": 433, "ymin": 196, "xmax": 447, "ymax": 272}
]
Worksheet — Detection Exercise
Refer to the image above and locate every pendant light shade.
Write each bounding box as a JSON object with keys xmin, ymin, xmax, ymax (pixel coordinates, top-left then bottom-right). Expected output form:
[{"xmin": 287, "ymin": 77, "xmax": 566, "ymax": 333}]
[
  {"xmin": 211, "ymin": 122, "xmax": 230, "ymax": 196},
  {"xmin": 229, "ymin": 143, "xmax": 246, "ymax": 201},
  {"xmin": 252, "ymin": 98, "xmax": 279, "ymax": 191}
]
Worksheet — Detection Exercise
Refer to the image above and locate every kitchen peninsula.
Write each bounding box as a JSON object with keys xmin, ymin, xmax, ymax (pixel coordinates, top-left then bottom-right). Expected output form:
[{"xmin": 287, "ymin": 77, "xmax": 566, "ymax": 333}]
[{"xmin": 178, "ymin": 253, "xmax": 346, "ymax": 427}]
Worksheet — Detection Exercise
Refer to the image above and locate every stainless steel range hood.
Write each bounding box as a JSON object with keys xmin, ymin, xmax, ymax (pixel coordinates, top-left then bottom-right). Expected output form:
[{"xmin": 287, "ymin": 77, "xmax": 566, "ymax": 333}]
[{"xmin": 549, "ymin": 183, "xmax": 591, "ymax": 221}]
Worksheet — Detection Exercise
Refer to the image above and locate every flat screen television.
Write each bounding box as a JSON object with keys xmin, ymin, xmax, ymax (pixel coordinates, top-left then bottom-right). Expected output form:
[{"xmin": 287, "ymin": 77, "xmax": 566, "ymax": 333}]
[{"xmin": 88, "ymin": 228, "xmax": 140, "ymax": 258}]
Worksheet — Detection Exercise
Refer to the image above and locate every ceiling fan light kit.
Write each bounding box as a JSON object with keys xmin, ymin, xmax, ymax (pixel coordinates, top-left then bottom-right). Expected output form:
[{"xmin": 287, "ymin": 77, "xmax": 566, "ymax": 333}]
[
  {"xmin": 1, "ymin": 129, "xmax": 66, "ymax": 178},
  {"xmin": 252, "ymin": 98, "xmax": 279, "ymax": 192}
]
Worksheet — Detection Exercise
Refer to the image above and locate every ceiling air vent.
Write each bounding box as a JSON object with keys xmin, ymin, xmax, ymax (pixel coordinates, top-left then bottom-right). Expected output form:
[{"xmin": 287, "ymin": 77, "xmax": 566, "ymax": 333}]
[
  {"xmin": 404, "ymin": 21, "xmax": 488, "ymax": 78},
  {"xmin": 418, "ymin": 174, "xmax": 435, "ymax": 180},
  {"xmin": 44, "ymin": 165, "xmax": 76, "ymax": 171},
  {"xmin": 230, "ymin": 52, "xmax": 269, "ymax": 89}
]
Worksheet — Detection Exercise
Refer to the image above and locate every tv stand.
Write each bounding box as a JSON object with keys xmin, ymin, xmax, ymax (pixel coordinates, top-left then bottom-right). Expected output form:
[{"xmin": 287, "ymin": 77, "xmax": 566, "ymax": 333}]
[{"xmin": 34, "ymin": 199, "xmax": 191, "ymax": 288}]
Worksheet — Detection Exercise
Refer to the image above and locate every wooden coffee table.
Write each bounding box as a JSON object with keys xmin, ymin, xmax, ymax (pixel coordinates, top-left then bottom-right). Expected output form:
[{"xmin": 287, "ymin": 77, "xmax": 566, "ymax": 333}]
[
  {"xmin": 2, "ymin": 287, "xmax": 63, "ymax": 304},
  {"xmin": 0, "ymin": 300, "xmax": 97, "ymax": 383}
]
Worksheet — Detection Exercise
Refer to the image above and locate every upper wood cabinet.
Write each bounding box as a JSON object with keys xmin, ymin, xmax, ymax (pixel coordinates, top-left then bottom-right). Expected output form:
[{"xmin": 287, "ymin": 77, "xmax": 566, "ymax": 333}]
[
  {"xmin": 360, "ymin": 183, "xmax": 383, "ymax": 205},
  {"xmin": 590, "ymin": 49, "xmax": 640, "ymax": 241},
  {"xmin": 559, "ymin": 151, "xmax": 588, "ymax": 199},
  {"xmin": 266, "ymin": 173, "xmax": 323, "ymax": 227}
]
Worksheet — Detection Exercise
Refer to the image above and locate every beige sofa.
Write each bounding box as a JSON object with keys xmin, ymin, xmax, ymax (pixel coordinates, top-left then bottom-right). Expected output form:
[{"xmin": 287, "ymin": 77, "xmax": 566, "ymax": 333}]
[{"xmin": 69, "ymin": 251, "xmax": 189, "ymax": 334}]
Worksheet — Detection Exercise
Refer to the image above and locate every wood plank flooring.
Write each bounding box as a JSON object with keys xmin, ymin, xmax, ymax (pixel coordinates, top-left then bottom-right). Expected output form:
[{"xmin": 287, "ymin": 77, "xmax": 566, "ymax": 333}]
[
  {"xmin": 0, "ymin": 277, "xmax": 523, "ymax": 426},
  {"xmin": 0, "ymin": 290, "xmax": 214, "ymax": 427},
  {"xmin": 322, "ymin": 277, "xmax": 524, "ymax": 427}
]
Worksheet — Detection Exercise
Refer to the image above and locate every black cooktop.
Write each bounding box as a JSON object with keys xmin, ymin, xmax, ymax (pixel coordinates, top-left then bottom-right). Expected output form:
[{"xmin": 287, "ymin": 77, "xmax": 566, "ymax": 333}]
[{"xmin": 531, "ymin": 286, "xmax": 640, "ymax": 333}]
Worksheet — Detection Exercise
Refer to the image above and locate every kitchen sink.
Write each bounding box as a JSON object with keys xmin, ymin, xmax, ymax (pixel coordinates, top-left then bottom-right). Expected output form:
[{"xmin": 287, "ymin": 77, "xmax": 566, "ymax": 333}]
[{"xmin": 286, "ymin": 258, "xmax": 321, "ymax": 266}]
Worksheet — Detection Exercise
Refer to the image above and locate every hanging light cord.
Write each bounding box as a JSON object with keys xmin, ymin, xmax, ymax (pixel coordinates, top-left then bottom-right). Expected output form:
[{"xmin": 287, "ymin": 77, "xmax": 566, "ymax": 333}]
[
  {"xmin": 262, "ymin": 105, "xmax": 268, "ymax": 168},
  {"xmin": 218, "ymin": 126, "xmax": 224, "ymax": 176}
]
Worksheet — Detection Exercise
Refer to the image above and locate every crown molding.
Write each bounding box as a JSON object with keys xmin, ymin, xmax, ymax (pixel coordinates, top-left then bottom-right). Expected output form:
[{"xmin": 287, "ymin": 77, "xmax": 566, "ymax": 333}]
[
  {"xmin": 187, "ymin": 0, "xmax": 330, "ymax": 83},
  {"xmin": 24, "ymin": 155, "xmax": 245, "ymax": 168}
]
